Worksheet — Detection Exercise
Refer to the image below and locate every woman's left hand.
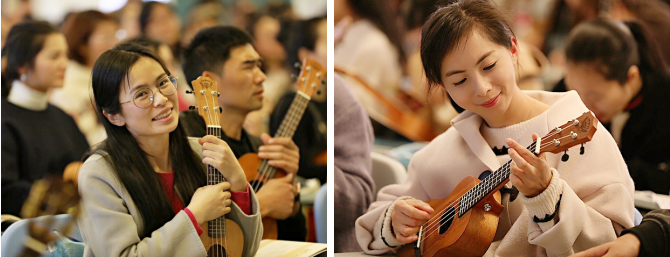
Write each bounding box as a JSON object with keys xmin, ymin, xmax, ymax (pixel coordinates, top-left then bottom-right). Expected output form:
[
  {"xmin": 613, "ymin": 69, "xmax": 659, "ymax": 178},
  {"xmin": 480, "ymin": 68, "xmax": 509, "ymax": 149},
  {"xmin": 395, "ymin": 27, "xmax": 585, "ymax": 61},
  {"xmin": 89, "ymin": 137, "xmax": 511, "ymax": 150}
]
[
  {"xmin": 199, "ymin": 135, "xmax": 247, "ymax": 192},
  {"xmin": 506, "ymin": 133, "xmax": 552, "ymax": 198}
]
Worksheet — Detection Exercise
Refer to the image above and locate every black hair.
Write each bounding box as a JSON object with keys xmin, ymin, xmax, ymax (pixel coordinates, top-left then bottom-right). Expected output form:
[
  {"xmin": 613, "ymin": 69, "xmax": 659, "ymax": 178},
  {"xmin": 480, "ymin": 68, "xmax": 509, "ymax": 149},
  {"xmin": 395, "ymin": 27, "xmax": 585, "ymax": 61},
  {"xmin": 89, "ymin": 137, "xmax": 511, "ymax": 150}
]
[
  {"xmin": 182, "ymin": 26, "xmax": 254, "ymax": 89},
  {"xmin": 420, "ymin": 0, "xmax": 515, "ymax": 113},
  {"xmin": 565, "ymin": 18, "xmax": 669, "ymax": 85},
  {"xmin": 284, "ymin": 17, "xmax": 326, "ymax": 74},
  {"xmin": 1, "ymin": 21, "xmax": 59, "ymax": 97},
  {"xmin": 125, "ymin": 35, "xmax": 163, "ymax": 54},
  {"xmin": 139, "ymin": 1, "xmax": 165, "ymax": 34},
  {"xmin": 87, "ymin": 42, "xmax": 206, "ymax": 237}
]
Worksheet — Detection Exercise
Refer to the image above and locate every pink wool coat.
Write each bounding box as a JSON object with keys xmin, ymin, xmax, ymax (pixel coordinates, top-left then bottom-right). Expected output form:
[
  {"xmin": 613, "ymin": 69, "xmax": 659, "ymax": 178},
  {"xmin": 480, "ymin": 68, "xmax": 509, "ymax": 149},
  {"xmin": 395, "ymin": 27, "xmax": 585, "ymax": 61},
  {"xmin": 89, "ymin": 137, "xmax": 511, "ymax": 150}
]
[{"xmin": 355, "ymin": 91, "xmax": 636, "ymax": 257}]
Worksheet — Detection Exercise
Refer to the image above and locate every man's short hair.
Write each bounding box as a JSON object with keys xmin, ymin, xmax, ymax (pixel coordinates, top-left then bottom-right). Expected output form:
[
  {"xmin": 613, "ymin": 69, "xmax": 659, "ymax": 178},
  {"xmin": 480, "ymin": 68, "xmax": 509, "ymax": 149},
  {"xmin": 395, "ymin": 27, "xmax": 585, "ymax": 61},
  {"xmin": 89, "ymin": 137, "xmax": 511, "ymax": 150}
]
[{"xmin": 182, "ymin": 26, "xmax": 254, "ymax": 89}]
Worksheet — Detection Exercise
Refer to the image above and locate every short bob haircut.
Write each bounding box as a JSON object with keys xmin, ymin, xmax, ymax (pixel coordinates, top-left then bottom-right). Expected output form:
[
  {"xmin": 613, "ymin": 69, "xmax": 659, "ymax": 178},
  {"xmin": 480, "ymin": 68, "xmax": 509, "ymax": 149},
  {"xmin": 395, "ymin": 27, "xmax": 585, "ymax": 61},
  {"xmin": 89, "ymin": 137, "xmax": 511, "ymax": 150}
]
[{"xmin": 420, "ymin": 0, "xmax": 515, "ymax": 112}]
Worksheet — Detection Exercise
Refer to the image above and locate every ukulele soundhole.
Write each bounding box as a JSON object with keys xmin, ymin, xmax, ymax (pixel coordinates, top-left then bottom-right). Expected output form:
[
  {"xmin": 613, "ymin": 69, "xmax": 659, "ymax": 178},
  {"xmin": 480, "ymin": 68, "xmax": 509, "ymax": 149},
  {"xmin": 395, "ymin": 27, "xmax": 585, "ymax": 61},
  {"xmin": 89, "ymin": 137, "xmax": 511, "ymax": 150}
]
[
  {"xmin": 207, "ymin": 244, "xmax": 228, "ymax": 257},
  {"xmin": 439, "ymin": 207, "xmax": 455, "ymax": 234}
]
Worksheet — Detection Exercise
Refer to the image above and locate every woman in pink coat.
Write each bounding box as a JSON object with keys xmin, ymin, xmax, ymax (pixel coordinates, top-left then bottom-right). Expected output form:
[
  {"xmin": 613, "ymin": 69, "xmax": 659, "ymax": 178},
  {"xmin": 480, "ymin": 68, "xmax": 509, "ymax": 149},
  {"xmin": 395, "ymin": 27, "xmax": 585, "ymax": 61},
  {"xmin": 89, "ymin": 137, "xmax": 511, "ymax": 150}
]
[{"xmin": 355, "ymin": 1, "xmax": 636, "ymax": 256}]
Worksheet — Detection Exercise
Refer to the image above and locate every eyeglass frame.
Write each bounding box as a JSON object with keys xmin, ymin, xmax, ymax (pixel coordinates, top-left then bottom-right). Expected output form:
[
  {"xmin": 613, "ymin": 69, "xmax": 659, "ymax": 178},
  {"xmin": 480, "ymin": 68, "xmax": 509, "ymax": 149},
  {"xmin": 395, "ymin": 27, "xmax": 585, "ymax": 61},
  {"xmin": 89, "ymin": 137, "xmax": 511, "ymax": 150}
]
[{"xmin": 120, "ymin": 76, "xmax": 178, "ymax": 108}]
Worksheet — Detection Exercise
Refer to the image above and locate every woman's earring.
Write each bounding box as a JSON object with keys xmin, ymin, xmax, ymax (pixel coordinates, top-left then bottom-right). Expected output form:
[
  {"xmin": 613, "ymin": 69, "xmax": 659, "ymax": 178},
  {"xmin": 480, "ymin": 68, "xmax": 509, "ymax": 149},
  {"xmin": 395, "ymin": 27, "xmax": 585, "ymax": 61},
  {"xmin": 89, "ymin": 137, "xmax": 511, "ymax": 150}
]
[{"xmin": 20, "ymin": 73, "xmax": 27, "ymax": 81}]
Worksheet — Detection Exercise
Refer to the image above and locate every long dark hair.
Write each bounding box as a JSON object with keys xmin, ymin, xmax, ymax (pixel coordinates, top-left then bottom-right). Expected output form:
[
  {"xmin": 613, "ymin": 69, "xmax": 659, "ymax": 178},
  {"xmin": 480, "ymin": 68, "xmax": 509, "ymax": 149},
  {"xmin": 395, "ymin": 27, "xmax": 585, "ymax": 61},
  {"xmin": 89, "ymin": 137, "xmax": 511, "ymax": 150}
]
[
  {"xmin": 420, "ymin": 0, "xmax": 515, "ymax": 113},
  {"xmin": 87, "ymin": 42, "xmax": 206, "ymax": 237},
  {"xmin": 1, "ymin": 21, "xmax": 59, "ymax": 97},
  {"xmin": 565, "ymin": 18, "xmax": 670, "ymax": 86}
]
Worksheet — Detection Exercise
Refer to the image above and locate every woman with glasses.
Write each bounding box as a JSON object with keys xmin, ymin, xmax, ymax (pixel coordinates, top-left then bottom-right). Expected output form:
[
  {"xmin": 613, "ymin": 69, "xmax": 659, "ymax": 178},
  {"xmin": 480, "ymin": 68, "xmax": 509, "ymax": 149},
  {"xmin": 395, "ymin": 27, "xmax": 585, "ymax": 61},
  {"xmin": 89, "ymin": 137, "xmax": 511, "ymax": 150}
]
[
  {"xmin": 1, "ymin": 21, "xmax": 89, "ymax": 217},
  {"xmin": 76, "ymin": 42, "xmax": 262, "ymax": 256}
]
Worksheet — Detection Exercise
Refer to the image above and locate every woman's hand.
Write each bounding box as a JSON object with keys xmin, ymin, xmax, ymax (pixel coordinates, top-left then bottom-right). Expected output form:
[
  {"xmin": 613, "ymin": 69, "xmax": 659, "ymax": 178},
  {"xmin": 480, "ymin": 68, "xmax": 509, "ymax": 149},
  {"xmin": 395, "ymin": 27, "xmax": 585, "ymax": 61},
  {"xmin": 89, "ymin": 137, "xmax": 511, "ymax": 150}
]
[
  {"xmin": 569, "ymin": 233, "xmax": 641, "ymax": 257},
  {"xmin": 506, "ymin": 133, "xmax": 553, "ymax": 198},
  {"xmin": 187, "ymin": 182, "xmax": 233, "ymax": 224},
  {"xmin": 391, "ymin": 199, "xmax": 434, "ymax": 244},
  {"xmin": 199, "ymin": 135, "xmax": 247, "ymax": 192}
]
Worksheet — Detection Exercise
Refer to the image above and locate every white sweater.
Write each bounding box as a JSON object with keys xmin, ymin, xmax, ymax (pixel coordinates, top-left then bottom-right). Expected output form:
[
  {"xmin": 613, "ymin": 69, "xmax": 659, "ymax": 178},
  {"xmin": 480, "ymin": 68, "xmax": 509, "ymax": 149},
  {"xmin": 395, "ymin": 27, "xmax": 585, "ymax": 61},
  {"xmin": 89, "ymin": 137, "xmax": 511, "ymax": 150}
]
[{"xmin": 355, "ymin": 91, "xmax": 635, "ymax": 257}]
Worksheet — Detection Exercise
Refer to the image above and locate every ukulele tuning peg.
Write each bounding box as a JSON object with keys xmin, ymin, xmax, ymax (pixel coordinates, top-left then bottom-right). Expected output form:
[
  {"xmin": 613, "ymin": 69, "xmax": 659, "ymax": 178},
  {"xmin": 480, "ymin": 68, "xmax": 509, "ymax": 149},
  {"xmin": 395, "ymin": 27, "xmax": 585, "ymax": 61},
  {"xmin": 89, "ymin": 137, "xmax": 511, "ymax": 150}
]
[
  {"xmin": 294, "ymin": 62, "xmax": 302, "ymax": 69},
  {"xmin": 217, "ymin": 92, "xmax": 220, "ymax": 97},
  {"xmin": 317, "ymin": 89, "xmax": 322, "ymax": 95},
  {"xmin": 218, "ymin": 107, "xmax": 223, "ymax": 113},
  {"xmin": 290, "ymin": 73, "xmax": 297, "ymax": 81},
  {"xmin": 561, "ymin": 150, "xmax": 569, "ymax": 162},
  {"xmin": 188, "ymin": 105, "xmax": 196, "ymax": 110},
  {"xmin": 185, "ymin": 90, "xmax": 194, "ymax": 94},
  {"xmin": 580, "ymin": 144, "xmax": 585, "ymax": 155},
  {"xmin": 321, "ymin": 79, "xmax": 326, "ymax": 85}
]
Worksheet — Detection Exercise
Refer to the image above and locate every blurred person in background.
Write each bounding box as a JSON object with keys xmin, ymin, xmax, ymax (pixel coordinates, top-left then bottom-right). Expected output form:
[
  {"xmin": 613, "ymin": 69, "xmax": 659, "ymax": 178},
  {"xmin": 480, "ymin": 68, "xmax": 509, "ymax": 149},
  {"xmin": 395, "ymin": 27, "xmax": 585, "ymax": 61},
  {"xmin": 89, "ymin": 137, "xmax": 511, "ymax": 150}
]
[
  {"xmin": 334, "ymin": 0, "xmax": 404, "ymax": 96},
  {"xmin": 270, "ymin": 16, "xmax": 328, "ymax": 184},
  {"xmin": 51, "ymin": 10, "xmax": 119, "ymax": 146},
  {"xmin": 607, "ymin": 0, "xmax": 670, "ymax": 67},
  {"xmin": 2, "ymin": 21, "xmax": 89, "ymax": 217},
  {"xmin": 244, "ymin": 9, "xmax": 293, "ymax": 136},
  {"xmin": 139, "ymin": 1, "xmax": 182, "ymax": 61},
  {"xmin": 564, "ymin": 18, "xmax": 670, "ymax": 194}
]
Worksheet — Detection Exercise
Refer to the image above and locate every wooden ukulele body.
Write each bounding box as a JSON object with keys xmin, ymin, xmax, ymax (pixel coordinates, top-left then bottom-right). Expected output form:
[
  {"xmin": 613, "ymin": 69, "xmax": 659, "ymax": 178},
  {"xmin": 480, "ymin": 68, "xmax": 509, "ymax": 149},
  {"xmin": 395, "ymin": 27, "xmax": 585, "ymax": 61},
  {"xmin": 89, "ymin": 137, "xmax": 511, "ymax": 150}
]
[
  {"xmin": 200, "ymin": 219, "xmax": 244, "ymax": 257},
  {"xmin": 238, "ymin": 152, "xmax": 287, "ymax": 239},
  {"xmin": 397, "ymin": 176, "xmax": 504, "ymax": 257}
]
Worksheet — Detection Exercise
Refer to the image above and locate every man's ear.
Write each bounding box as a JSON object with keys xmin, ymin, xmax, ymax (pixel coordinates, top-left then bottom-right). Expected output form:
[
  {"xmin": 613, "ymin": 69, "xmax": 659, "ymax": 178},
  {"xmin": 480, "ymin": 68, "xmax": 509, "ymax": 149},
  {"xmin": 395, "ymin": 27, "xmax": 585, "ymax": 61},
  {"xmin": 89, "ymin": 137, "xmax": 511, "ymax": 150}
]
[
  {"xmin": 201, "ymin": 70, "xmax": 220, "ymax": 79},
  {"xmin": 102, "ymin": 110, "xmax": 125, "ymax": 127}
]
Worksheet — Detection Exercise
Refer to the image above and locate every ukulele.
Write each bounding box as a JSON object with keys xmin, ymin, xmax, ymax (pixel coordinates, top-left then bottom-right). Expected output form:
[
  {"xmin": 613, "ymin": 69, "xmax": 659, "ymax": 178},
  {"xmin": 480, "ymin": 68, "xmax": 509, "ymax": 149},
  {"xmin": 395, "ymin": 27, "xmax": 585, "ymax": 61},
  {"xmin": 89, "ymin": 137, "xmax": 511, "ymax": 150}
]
[
  {"xmin": 191, "ymin": 76, "xmax": 244, "ymax": 257},
  {"xmin": 19, "ymin": 176, "xmax": 80, "ymax": 257},
  {"xmin": 334, "ymin": 66, "xmax": 436, "ymax": 142},
  {"xmin": 397, "ymin": 112, "xmax": 598, "ymax": 257},
  {"xmin": 237, "ymin": 58, "xmax": 325, "ymax": 239}
]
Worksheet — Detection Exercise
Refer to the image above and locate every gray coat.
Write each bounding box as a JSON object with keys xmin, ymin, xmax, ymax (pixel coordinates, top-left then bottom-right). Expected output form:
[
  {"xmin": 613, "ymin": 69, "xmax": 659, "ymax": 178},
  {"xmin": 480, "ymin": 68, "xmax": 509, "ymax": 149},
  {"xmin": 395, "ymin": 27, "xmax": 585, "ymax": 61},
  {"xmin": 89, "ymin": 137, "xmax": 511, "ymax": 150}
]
[{"xmin": 77, "ymin": 138, "xmax": 262, "ymax": 257}]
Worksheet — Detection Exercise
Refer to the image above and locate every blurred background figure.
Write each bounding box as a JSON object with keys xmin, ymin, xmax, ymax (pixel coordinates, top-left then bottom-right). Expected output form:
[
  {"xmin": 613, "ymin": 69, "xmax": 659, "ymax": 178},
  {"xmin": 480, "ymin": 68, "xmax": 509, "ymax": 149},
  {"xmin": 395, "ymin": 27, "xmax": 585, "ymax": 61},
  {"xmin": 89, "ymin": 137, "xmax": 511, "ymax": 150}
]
[
  {"xmin": 270, "ymin": 16, "xmax": 328, "ymax": 184},
  {"xmin": 563, "ymin": 18, "xmax": 670, "ymax": 195},
  {"xmin": 2, "ymin": 21, "xmax": 89, "ymax": 217},
  {"xmin": 334, "ymin": 0, "xmax": 404, "ymax": 97},
  {"xmin": 50, "ymin": 10, "xmax": 119, "ymax": 146},
  {"xmin": 139, "ymin": 1, "xmax": 181, "ymax": 59}
]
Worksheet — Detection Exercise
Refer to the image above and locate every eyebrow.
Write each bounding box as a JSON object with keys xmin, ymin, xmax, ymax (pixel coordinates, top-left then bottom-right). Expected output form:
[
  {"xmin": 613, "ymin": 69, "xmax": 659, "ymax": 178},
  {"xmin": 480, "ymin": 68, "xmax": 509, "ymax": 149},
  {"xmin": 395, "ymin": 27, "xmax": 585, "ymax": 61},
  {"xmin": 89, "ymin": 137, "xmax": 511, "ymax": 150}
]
[
  {"xmin": 242, "ymin": 57, "xmax": 264, "ymax": 66},
  {"xmin": 130, "ymin": 73, "xmax": 168, "ymax": 93},
  {"xmin": 444, "ymin": 50, "xmax": 495, "ymax": 77}
]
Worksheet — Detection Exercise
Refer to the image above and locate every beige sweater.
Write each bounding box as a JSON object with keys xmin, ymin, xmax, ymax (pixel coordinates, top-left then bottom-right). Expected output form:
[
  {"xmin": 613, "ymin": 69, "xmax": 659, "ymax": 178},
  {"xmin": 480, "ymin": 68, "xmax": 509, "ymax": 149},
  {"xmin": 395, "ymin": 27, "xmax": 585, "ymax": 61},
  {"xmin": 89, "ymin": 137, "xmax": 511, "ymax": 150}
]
[
  {"xmin": 355, "ymin": 91, "xmax": 636, "ymax": 257},
  {"xmin": 77, "ymin": 138, "xmax": 262, "ymax": 257}
]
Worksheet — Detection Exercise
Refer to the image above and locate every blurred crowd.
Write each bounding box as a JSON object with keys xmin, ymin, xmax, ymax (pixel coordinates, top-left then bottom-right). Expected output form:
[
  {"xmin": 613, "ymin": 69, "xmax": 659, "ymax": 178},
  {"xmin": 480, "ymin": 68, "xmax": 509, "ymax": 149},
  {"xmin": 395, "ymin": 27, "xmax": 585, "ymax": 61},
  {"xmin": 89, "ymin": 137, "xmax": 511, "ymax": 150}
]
[
  {"xmin": 333, "ymin": 0, "xmax": 670, "ymax": 254},
  {"xmin": 1, "ymin": 0, "xmax": 327, "ymax": 240}
]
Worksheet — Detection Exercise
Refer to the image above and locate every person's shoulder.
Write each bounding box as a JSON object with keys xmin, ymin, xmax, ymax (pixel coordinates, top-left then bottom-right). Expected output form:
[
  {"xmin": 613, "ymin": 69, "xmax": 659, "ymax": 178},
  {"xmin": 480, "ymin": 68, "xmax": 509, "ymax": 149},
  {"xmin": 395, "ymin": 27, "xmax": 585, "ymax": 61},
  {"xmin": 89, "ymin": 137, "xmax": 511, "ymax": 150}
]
[
  {"xmin": 79, "ymin": 153, "xmax": 115, "ymax": 183},
  {"xmin": 46, "ymin": 104, "xmax": 78, "ymax": 122}
]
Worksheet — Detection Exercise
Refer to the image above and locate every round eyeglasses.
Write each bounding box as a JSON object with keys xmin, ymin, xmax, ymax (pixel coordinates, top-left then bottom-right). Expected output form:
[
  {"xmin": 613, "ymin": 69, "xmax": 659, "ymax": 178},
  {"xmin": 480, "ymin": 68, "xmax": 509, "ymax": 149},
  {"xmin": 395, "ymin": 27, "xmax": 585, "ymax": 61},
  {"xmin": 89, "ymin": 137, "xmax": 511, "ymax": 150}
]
[{"xmin": 120, "ymin": 76, "xmax": 178, "ymax": 108}]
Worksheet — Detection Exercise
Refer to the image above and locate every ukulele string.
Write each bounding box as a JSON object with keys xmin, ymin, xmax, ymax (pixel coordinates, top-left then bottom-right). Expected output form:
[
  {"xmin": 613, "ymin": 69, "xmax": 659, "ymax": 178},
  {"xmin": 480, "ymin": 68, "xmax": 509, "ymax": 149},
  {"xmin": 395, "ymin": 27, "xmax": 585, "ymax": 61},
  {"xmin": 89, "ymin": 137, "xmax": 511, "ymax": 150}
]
[
  {"xmin": 420, "ymin": 140, "xmax": 536, "ymax": 236},
  {"xmin": 421, "ymin": 132, "xmax": 575, "ymax": 239},
  {"xmin": 211, "ymin": 91, "xmax": 227, "ymax": 257}
]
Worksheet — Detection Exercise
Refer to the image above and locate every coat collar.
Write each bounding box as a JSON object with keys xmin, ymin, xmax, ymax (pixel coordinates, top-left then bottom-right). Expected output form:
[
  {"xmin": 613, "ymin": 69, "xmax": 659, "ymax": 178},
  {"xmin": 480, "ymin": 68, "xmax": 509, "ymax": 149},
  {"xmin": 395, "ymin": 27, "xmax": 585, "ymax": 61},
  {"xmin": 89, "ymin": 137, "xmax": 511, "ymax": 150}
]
[{"xmin": 449, "ymin": 90, "xmax": 590, "ymax": 172}]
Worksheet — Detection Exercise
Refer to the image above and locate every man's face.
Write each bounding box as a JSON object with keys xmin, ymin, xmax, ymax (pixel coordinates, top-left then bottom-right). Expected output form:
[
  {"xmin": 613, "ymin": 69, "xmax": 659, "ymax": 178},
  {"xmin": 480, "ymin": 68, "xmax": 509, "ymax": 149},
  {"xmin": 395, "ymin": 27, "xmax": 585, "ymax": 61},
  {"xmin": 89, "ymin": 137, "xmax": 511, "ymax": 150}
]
[{"xmin": 215, "ymin": 43, "xmax": 267, "ymax": 113}]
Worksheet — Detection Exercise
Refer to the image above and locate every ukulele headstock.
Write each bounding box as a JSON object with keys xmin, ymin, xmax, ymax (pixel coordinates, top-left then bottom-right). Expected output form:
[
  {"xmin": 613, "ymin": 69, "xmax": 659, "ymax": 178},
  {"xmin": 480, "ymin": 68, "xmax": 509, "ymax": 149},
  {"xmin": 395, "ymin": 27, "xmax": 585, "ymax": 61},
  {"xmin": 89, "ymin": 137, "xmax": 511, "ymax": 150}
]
[
  {"xmin": 295, "ymin": 58, "xmax": 325, "ymax": 98},
  {"xmin": 190, "ymin": 76, "xmax": 221, "ymax": 127},
  {"xmin": 539, "ymin": 111, "xmax": 598, "ymax": 154}
]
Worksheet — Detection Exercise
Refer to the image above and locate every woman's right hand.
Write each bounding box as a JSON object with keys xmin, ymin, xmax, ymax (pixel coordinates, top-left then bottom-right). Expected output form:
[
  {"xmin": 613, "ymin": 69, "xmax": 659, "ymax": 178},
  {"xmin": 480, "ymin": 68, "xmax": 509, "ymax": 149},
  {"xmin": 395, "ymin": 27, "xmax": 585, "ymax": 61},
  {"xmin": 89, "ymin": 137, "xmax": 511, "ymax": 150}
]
[
  {"xmin": 187, "ymin": 182, "xmax": 232, "ymax": 224},
  {"xmin": 391, "ymin": 199, "xmax": 434, "ymax": 244}
]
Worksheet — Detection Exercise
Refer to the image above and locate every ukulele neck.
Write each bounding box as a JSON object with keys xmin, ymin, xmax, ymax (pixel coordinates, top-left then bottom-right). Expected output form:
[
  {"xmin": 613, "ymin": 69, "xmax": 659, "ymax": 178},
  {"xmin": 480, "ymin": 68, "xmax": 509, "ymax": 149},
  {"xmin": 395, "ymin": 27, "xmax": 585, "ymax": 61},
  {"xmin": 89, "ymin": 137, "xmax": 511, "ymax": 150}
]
[
  {"xmin": 457, "ymin": 141, "xmax": 539, "ymax": 217},
  {"xmin": 206, "ymin": 125, "xmax": 227, "ymax": 237}
]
